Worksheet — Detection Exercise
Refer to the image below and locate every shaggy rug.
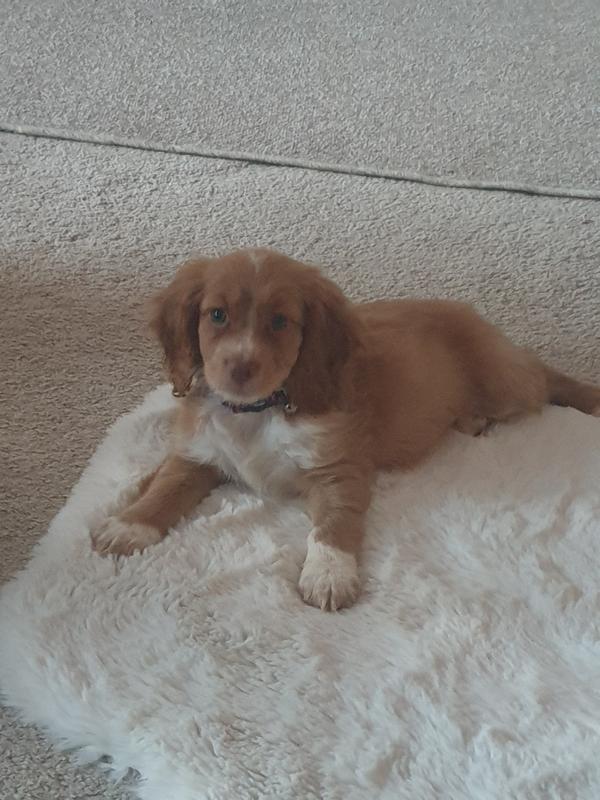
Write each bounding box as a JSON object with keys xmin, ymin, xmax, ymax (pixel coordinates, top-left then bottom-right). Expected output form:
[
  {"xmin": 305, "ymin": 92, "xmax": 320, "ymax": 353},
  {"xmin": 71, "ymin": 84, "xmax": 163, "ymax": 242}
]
[{"xmin": 2, "ymin": 385, "xmax": 600, "ymax": 800}]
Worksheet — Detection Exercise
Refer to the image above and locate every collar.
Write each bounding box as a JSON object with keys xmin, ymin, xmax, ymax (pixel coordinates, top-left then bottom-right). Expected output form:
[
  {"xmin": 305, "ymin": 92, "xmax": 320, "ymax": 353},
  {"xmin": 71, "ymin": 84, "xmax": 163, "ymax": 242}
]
[{"xmin": 222, "ymin": 388, "xmax": 297, "ymax": 415}]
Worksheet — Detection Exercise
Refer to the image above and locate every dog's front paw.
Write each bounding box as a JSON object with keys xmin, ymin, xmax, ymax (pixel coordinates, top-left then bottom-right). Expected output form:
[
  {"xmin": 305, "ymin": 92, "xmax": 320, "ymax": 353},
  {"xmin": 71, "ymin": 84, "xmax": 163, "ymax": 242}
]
[
  {"xmin": 299, "ymin": 536, "xmax": 360, "ymax": 611},
  {"xmin": 91, "ymin": 517, "xmax": 162, "ymax": 557}
]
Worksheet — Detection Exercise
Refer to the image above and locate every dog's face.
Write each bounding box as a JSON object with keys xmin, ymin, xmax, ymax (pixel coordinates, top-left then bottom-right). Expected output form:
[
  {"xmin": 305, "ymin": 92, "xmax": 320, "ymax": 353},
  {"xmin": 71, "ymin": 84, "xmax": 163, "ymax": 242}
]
[
  {"xmin": 197, "ymin": 256, "xmax": 304, "ymax": 401},
  {"xmin": 150, "ymin": 249, "xmax": 357, "ymax": 412}
]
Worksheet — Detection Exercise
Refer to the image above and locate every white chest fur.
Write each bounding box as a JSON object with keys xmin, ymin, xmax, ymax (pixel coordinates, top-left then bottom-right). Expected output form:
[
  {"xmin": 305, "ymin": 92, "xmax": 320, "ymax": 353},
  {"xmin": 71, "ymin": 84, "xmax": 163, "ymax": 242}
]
[{"xmin": 181, "ymin": 397, "xmax": 321, "ymax": 496}]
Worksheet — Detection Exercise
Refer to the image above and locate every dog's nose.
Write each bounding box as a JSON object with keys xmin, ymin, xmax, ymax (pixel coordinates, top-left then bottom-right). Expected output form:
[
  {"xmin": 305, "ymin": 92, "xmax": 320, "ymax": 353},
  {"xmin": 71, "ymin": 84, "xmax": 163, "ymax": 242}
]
[{"xmin": 230, "ymin": 360, "xmax": 258, "ymax": 386}]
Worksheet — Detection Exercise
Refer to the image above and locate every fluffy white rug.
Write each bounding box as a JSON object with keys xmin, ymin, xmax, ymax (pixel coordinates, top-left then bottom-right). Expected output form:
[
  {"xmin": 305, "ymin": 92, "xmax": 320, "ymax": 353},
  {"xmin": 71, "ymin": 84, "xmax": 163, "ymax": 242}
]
[{"xmin": 2, "ymin": 386, "xmax": 600, "ymax": 800}]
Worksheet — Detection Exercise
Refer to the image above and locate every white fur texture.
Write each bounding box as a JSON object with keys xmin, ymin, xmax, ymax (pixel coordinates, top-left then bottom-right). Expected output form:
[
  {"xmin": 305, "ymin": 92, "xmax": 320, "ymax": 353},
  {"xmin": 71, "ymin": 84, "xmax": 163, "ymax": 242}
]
[
  {"xmin": 2, "ymin": 385, "xmax": 600, "ymax": 799},
  {"xmin": 299, "ymin": 534, "xmax": 360, "ymax": 611},
  {"xmin": 91, "ymin": 517, "xmax": 162, "ymax": 555},
  {"xmin": 182, "ymin": 394, "xmax": 321, "ymax": 496}
]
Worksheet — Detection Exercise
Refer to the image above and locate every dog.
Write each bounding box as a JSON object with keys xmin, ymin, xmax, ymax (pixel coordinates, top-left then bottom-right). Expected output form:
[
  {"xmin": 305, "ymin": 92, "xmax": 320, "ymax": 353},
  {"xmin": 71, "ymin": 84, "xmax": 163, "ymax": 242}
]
[{"xmin": 91, "ymin": 248, "xmax": 600, "ymax": 610}]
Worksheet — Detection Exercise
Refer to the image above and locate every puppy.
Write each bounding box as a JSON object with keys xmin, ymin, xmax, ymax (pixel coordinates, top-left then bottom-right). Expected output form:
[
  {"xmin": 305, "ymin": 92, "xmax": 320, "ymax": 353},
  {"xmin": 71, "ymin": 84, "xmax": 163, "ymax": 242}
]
[{"xmin": 91, "ymin": 249, "xmax": 600, "ymax": 610}]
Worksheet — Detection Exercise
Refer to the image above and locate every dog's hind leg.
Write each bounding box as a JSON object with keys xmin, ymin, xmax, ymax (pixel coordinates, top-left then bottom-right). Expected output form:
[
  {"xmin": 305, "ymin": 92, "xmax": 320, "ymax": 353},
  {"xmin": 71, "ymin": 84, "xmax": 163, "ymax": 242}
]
[
  {"xmin": 476, "ymin": 341, "xmax": 600, "ymax": 427},
  {"xmin": 545, "ymin": 367, "xmax": 600, "ymax": 416}
]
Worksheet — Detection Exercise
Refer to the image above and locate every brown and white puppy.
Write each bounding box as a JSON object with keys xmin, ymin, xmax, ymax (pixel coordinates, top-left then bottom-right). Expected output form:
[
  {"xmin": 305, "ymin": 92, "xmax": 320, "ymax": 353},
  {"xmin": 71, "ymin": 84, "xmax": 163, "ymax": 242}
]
[{"xmin": 91, "ymin": 248, "xmax": 600, "ymax": 610}]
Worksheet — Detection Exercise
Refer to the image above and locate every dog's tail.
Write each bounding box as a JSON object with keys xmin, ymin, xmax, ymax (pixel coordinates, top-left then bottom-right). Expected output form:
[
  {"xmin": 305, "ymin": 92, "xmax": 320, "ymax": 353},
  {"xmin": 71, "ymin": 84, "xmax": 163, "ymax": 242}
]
[{"xmin": 545, "ymin": 366, "xmax": 600, "ymax": 416}]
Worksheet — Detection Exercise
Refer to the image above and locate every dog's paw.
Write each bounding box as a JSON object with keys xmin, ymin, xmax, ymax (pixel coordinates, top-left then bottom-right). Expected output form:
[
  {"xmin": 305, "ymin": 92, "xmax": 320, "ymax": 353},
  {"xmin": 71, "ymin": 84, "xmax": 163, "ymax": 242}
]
[
  {"xmin": 454, "ymin": 416, "xmax": 492, "ymax": 437},
  {"xmin": 299, "ymin": 536, "xmax": 360, "ymax": 611},
  {"xmin": 593, "ymin": 406, "xmax": 600, "ymax": 418},
  {"xmin": 91, "ymin": 517, "xmax": 162, "ymax": 557}
]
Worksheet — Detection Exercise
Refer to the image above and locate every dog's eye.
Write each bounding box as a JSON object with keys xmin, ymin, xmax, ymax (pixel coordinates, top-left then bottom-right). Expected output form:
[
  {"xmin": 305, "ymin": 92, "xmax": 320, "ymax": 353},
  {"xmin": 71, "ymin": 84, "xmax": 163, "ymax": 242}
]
[
  {"xmin": 210, "ymin": 308, "xmax": 228, "ymax": 326},
  {"xmin": 271, "ymin": 313, "xmax": 287, "ymax": 331}
]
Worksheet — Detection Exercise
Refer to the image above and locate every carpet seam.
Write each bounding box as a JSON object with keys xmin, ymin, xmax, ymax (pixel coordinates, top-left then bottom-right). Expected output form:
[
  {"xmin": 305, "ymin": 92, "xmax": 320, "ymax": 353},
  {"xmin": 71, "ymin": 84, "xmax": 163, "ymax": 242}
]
[{"xmin": 1, "ymin": 121, "xmax": 599, "ymax": 202}]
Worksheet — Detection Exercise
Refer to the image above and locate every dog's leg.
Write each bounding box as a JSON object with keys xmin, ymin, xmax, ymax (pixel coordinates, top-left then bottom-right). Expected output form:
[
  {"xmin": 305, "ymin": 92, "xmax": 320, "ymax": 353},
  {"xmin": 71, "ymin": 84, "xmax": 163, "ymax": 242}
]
[
  {"xmin": 454, "ymin": 416, "xmax": 492, "ymax": 436},
  {"xmin": 91, "ymin": 456, "xmax": 222, "ymax": 556},
  {"xmin": 545, "ymin": 367, "xmax": 600, "ymax": 416},
  {"xmin": 299, "ymin": 468, "xmax": 372, "ymax": 611},
  {"xmin": 481, "ymin": 355, "xmax": 600, "ymax": 424}
]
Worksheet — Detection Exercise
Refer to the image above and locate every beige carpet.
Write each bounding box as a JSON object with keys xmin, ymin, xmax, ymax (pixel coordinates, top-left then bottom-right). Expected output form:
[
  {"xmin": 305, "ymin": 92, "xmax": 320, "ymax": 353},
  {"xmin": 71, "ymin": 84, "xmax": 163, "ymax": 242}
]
[
  {"xmin": 2, "ymin": 0, "xmax": 600, "ymax": 192},
  {"xmin": 1, "ymin": 1, "xmax": 599, "ymax": 796}
]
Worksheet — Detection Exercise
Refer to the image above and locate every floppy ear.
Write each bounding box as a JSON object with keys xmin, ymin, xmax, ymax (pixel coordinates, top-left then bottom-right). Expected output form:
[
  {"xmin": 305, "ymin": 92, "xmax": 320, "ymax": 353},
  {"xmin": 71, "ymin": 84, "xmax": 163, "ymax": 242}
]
[
  {"xmin": 285, "ymin": 269, "xmax": 359, "ymax": 414},
  {"xmin": 149, "ymin": 260, "xmax": 208, "ymax": 396}
]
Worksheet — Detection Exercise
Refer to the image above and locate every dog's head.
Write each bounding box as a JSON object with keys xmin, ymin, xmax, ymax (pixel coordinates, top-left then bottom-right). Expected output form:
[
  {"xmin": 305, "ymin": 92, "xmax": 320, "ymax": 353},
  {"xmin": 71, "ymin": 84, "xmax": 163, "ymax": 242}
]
[{"xmin": 150, "ymin": 249, "xmax": 358, "ymax": 413}]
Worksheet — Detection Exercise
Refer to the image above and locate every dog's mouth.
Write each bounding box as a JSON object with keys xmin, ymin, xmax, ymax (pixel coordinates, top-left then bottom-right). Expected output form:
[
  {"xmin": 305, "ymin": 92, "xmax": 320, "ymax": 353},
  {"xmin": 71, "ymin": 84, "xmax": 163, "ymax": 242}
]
[
  {"xmin": 204, "ymin": 376, "xmax": 281, "ymax": 405},
  {"xmin": 213, "ymin": 387, "xmax": 266, "ymax": 403}
]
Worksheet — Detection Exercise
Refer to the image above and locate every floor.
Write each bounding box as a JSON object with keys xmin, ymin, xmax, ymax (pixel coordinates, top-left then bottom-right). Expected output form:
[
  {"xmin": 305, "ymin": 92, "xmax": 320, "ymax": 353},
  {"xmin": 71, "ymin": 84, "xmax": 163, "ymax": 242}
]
[{"xmin": 1, "ymin": 1, "xmax": 598, "ymax": 796}]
